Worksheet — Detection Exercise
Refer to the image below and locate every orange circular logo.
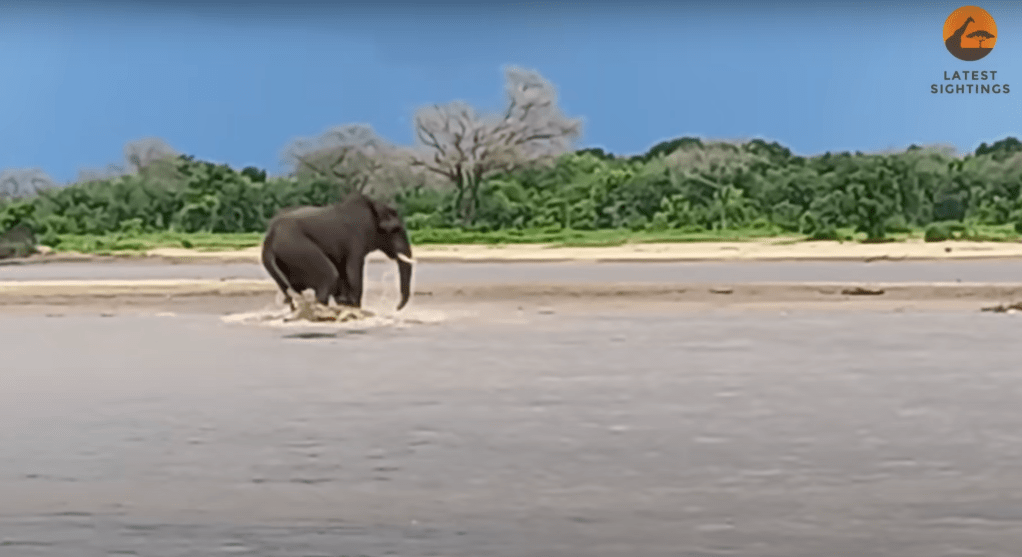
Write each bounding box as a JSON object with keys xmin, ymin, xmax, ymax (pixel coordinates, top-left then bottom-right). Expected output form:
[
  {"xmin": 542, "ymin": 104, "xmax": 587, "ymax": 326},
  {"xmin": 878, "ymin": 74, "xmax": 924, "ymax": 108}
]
[{"xmin": 944, "ymin": 6, "xmax": 997, "ymax": 61}]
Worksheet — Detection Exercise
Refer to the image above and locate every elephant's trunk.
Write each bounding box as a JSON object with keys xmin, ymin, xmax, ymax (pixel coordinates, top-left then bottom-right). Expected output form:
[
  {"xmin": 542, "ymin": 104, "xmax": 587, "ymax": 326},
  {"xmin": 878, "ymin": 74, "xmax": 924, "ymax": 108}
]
[{"xmin": 395, "ymin": 252, "xmax": 414, "ymax": 311}]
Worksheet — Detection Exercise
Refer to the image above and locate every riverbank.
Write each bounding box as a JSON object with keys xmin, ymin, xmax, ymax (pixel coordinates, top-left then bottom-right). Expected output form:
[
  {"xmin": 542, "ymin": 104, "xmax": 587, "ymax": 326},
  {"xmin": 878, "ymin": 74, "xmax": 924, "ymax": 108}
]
[
  {"xmin": 1, "ymin": 278, "xmax": 1021, "ymax": 316},
  {"xmin": 5, "ymin": 242, "xmax": 1022, "ymax": 315},
  {"xmin": 6, "ymin": 238, "xmax": 1022, "ymax": 266}
]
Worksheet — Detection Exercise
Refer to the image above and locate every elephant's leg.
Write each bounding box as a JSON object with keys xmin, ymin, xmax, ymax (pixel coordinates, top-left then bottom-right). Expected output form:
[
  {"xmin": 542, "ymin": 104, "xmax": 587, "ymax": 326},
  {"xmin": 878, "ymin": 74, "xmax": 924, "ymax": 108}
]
[
  {"xmin": 312, "ymin": 268, "xmax": 340, "ymax": 306},
  {"xmin": 344, "ymin": 256, "xmax": 366, "ymax": 308},
  {"xmin": 331, "ymin": 275, "xmax": 351, "ymax": 307},
  {"xmin": 275, "ymin": 238, "xmax": 339, "ymax": 306}
]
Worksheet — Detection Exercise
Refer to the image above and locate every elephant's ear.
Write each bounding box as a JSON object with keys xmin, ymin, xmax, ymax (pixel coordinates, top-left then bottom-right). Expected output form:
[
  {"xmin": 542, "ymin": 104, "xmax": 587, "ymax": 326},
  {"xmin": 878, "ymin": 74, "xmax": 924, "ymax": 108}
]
[{"xmin": 368, "ymin": 198, "xmax": 403, "ymax": 233}]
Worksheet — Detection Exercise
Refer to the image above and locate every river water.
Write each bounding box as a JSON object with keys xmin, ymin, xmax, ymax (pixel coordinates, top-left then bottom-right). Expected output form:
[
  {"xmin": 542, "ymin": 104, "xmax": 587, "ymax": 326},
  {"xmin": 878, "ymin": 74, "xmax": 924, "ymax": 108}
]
[{"xmin": 2, "ymin": 303, "xmax": 1022, "ymax": 556}]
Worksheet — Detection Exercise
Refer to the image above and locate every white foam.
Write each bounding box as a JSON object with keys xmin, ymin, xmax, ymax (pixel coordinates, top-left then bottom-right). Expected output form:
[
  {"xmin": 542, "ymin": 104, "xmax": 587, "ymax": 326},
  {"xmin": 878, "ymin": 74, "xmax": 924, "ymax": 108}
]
[
  {"xmin": 220, "ymin": 267, "xmax": 472, "ymax": 331},
  {"xmin": 221, "ymin": 303, "xmax": 461, "ymax": 331}
]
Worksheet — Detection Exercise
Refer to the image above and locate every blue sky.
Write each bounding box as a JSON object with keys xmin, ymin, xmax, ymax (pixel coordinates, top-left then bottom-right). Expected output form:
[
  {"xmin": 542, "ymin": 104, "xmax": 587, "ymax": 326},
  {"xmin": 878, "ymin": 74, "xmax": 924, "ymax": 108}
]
[{"xmin": 1, "ymin": 0, "xmax": 1020, "ymax": 183}]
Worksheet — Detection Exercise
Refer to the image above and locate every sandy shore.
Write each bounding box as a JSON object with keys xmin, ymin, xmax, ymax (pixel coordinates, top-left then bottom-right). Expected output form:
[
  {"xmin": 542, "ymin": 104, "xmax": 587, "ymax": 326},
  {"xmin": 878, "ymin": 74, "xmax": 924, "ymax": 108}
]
[
  {"xmin": 5, "ymin": 238, "xmax": 1022, "ymax": 266},
  {"xmin": 1, "ymin": 278, "xmax": 1021, "ymax": 316},
  {"xmin": 377, "ymin": 239, "xmax": 1022, "ymax": 263},
  {"xmin": 4, "ymin": 240, "xmax": 1022, "ymax": 314}
]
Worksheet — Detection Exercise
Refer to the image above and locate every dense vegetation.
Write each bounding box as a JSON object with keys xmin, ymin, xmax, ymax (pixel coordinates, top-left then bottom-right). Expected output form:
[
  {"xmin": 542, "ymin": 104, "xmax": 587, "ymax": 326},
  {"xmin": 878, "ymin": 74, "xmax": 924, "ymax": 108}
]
[
  {"xmin": 3, "ymin": 136, "xmax": 1022, "ymax": 250},
  {"xmin": 4, "ymin": 66, "xmax": 1021, "ymax": 251}
]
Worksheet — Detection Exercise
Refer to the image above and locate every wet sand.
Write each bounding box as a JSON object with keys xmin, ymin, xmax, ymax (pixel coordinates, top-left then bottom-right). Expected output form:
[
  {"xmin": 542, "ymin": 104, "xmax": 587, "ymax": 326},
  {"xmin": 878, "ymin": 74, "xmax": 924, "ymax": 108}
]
[
  {"xmin": 0, "ymin": 279, "xmax": 1017, "ymax": 317},
  {"xmin": 3, "ymin": 242, "xmax": 1022, "ymax": 315},
  {"xmin": 4, "ymin": 255, "xmax": 1022, "ymax": 313},
  {"xmin": 0, "ymin": 275, "xmax": 1020, "ymax": 316}
]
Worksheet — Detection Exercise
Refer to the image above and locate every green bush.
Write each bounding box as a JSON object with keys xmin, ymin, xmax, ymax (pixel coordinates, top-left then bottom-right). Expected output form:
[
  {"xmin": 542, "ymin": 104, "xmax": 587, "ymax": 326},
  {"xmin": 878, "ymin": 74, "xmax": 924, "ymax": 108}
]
[
  {"xmin": 885, "ymin": 214, "xmax": 911, "ymax": 234},
  {"xmin": 924, "ymin": 222, "xmax": 952, "ymax": 242},
  {"xmin": 4, "ymin": 136, "xmax": 1022, "ymax": 246},
  {"xmin": 404, "ymin": 212, "xmax": 444, "ymax": 230},
  {"xmin": 925, "ymin": 221, "xmax": 968, "ymax": 242},
  {"xmin": 807, "ymin": 226, "xmax": 840, "ymax": 241}
]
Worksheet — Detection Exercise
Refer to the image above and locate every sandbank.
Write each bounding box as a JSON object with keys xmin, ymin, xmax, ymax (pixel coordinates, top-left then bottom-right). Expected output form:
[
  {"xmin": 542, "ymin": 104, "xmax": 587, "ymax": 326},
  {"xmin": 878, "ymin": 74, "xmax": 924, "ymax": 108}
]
[
  {"xmin": 5, "ymin": 239, "xmax": 1022, "ymax": 266},
  {"xmin": 4, "ymin": 239, "xmax": 1022, "ymax": 315},
  {"xmin": 1, "ymin": 278, "xmax": 1021, "ymax": 317}
]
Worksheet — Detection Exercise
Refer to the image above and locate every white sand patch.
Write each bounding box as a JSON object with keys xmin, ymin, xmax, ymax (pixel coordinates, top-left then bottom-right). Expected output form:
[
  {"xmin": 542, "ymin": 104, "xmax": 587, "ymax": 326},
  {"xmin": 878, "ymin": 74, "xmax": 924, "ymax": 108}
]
[{"xmin": 139, "ymin": 239, "xmax": 1022, "ymax": 264}]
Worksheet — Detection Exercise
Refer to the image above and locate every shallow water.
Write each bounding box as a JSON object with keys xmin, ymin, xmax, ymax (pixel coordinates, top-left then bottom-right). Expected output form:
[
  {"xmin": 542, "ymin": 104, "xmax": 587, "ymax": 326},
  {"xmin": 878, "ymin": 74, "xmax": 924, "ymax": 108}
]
[
  {"xmin": 218, "ymin": 268, "xmax": 479, "ymax": 333},
  {"xmin": 221, "ymin": 300, "xmax": 468, "ymax": 333},
  {"xmin": 3, "ymin": 308, "xmax": 1022, "ymax": 556}
]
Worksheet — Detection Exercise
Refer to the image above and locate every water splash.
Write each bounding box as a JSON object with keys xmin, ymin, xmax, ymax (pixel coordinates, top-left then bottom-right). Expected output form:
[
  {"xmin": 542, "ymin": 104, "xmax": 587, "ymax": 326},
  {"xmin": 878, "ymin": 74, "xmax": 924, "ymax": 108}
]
[
  {"xmin": 220, "ymin": 302, "xmax": 451, "ymax": 331},
  {"xmin": 220, "ymin": 266, "xmax": 464, "ymax": 331}
]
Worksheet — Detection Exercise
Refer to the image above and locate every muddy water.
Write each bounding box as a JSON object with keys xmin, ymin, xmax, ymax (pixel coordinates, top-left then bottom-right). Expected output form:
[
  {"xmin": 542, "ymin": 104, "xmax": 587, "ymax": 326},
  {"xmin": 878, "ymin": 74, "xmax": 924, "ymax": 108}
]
[{"xmin": 3, "ymin": 306, "xmax": 1022, "ymax": 556}]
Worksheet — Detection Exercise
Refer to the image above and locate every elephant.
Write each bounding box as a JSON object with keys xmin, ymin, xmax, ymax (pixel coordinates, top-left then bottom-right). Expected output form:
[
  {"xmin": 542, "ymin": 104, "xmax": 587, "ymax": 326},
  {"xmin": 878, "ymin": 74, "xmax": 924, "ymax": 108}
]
[{"xmin": 261, "ymin": 192, "xmax": 414, "ymax": 311}]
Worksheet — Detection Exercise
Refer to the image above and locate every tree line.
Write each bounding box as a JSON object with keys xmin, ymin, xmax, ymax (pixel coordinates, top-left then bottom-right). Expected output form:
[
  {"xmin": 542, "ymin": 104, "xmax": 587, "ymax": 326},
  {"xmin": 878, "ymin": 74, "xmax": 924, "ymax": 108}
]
[{"xmin": 3, "ymin": 66, "xmax": 1022, "ymax": 245}]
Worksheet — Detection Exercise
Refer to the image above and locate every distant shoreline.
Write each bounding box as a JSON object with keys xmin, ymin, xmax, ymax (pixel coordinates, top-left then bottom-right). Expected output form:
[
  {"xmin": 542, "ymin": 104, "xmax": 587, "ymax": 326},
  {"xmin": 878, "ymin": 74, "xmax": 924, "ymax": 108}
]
[
  {"xmin": 0, "ymin": 279, "xmax": 1020, "ymax": 316},
  {"xmin": 5, "ymin": 239, "xmax": 1022, "ymax": 266},
  {"xmin": 6, "ymin": 241, "xmax": 1022, "ymax": 314}
]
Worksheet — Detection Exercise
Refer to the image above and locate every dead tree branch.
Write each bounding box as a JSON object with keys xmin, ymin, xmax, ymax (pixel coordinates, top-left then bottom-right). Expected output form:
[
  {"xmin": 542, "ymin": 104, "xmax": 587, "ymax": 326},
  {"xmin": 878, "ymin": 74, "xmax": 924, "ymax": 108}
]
[{"xmin": 408, "ymin": 66, "xmax": 583, "ymax": 223}]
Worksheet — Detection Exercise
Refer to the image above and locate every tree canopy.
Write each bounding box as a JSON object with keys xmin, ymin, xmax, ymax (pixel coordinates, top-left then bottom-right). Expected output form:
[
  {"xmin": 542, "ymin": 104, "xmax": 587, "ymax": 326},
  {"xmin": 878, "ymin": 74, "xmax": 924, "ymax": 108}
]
[{"xmin": 4, "ymin": 66, "xmax": 1021, "ymax": 245}]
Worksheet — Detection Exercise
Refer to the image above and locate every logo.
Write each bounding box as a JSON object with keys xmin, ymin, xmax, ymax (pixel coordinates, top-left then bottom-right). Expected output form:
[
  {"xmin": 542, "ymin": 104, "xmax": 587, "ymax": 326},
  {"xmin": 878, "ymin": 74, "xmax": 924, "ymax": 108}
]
[
  {"xmin": 944, "ymin": 6, "xmax": 997, "ymax": 61},
  {"xmin": 932, "ymin": 6, "xmax": 1007, "ymax": 94}
]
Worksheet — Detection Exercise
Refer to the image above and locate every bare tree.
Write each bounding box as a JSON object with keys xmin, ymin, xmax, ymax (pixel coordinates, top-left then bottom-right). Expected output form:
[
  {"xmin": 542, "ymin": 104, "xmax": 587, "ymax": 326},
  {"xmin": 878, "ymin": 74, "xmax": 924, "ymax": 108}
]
[
  {"xmin": 915, "ymin": 144, "xmax": 960, "ymax": 159},
  {"xmin": 409, "ymin": 65, "xmax": 583, "ymax": 224},
  {"xmin": 368, "ymin": 156, "xmax": 437, "ymax": 202},
  {"xmin": 281, "ymin": 124, "xmax": 398, "ymax": 198},
  {"xmin": 0, "ymin": 168, "xmax": 58, "ymax": 200},
  {"xmin": 662, "ymin": 141, "xmax": 764, "ymax": 174},
  {"xmin": 75, "ymin": 137, "xmax": 182, "ymax": 184},
  {"xmin": 76, "ymin": 164, "xmax": 128, "ymax": 184},
  {"xmin": 123, "ymin": 137, "xmax": 179, "ymax": 174}
]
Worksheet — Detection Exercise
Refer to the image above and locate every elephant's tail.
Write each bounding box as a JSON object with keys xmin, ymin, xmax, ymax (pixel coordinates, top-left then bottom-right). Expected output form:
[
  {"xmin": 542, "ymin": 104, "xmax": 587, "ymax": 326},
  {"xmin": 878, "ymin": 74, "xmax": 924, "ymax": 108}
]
[{"xmin": 262, "ymin": 236, "xmax": 298, "ymax": 303}]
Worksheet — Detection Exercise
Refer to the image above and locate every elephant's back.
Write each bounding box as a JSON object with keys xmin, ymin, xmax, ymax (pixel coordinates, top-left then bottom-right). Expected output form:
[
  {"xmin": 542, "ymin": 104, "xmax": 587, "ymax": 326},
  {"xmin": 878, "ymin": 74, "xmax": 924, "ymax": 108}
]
[
  {"xmin": 267, "ymin": 205, "xmax": 330, "ymax": 233},
  {"xmin": 271, "ymin": 205, "xmax": 324, "ymax": 221}
]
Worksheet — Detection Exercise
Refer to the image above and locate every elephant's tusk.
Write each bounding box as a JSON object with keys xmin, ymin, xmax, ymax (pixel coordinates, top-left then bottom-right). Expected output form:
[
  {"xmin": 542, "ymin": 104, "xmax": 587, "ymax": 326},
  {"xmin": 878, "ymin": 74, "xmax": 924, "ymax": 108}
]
[{"xmin": 396, "ymin": 253, "xmax": 415, "ymax": 264}]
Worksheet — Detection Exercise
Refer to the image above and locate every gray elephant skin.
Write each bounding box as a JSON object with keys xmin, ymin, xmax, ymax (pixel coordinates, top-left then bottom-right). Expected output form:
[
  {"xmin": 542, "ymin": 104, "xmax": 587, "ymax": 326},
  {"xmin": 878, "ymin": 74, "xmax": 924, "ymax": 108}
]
[{"xmin": 261, "ymin": 193, "xmax": 414, "ymax": 311}]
